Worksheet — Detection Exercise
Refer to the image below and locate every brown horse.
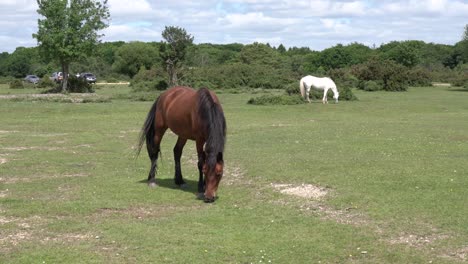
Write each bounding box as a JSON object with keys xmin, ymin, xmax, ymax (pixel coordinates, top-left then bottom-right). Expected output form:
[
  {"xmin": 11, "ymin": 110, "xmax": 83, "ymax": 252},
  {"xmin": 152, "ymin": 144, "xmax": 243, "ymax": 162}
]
[{"xmin": 137, "ymin": 86, "xmax": 226, "ymax": 203}]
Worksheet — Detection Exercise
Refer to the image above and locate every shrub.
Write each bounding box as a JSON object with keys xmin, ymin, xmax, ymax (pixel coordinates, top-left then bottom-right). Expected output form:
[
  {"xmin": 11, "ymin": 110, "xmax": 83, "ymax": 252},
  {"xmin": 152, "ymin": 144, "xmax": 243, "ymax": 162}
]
[
  {"xmin": 359, "ymin": 80, "xmax": 381, "ymax": 91},
  {"xmin": 68, "ymin": 76, "xmax": 94, "ymax": 93},
  {"xmin": 0, "ymin": 76, "xmax": 15, "ymax": 84},
  {"xmin": 337, "ymin": 85, "xmax": 358, "ymax": 101},
  {"xmin": 285, "ymin": 82, "xmax": 300, "ymax": 96},
  {"xmin": 352, "ymin": 57, "xmax": 408, "ymax": 91},
  {"xmin": 130, "ymin": 80, "xmax": 168, "ymax": 91},
  {"xmin": 130, "ymin": 66, "xmax": 168, "ymax": 91},
  {"xmin": 9, "ymin": 80, "xmax": 24, "ymax": 89},
  {"xmin": 37, "ymin": 77, "xmax": 55, "ymax": 88},
  {"xmin": 407, "ymin": 67, "xmax": 432, "ymax": 87},
  {"xmin": 247, "ymin": 94, "xmax": 303, "ymax": 105},
  {"xmin": 42, "ymin": 77, "xmax": 94, "ymax": 93}
]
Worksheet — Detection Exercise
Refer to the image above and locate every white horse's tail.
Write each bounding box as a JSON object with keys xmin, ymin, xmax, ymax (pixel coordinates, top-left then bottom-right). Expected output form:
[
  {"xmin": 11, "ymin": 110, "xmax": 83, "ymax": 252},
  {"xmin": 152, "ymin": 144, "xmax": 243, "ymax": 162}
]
[{"xmin": 299, "ymin": 79, "xmax": 305, "ymax": 98}]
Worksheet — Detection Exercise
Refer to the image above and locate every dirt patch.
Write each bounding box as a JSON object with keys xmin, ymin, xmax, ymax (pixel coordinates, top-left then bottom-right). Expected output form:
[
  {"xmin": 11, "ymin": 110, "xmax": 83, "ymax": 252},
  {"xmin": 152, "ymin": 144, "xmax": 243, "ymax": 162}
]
[
  {"xmin": 0, "ymin": 189, "xmax": 8, "ymax": 198},
  {"xmin": 1, "ymin": 173, "xmax": 90, "ymax": 184},
  {"xmin": 224, "ymin": 164, "xmax": 248, "ymax": 186},
  {"xmin": 388, "ymin": 231, "xmax": 449, "ymax": 248},
  {"xmin": 432, "ymin": 82, "xmax": 451, "ymax": 87},
  {"xmin": 0, "ymin": 130, "xmax": 19, "ymax": 134},
  {"xmin": 96, "ymin": 82, "xmax": 130, "ymax": 85},
  {"xmin": 0, "ymin": 157, "xmax": 7, "ymax": 165},
  {"xmin": 272, "ymin": 183, "xmax": 328, "ymax": 200},
  {"xmin": 92, "ymin": 204, "xmax": 203, "ymax": 221},
  {"xmin": 0, "ymin": 215, "xmax": 44, "ymax": 247},
  {"xmin": 41, "ymin": 232, "xmax": 94, "ymax": 243},
  {"xmin": 443, "ymin": 246, "xmax": 468, "ymax": 262},
  {"xmin": 271, "ymin": 123, "xmax": 292, "ymax": 127}
]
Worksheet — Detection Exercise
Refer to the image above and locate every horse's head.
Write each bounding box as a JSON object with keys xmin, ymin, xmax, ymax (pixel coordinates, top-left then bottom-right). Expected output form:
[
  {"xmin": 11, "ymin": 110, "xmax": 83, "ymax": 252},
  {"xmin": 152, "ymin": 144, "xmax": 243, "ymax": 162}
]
[
  {"xmin": 333, "ymin": 90, "xmax": 340, "ymax": 103},
  {"xmin": 202, "ymin": 152, "xmax": 224, "ymax": 203}
]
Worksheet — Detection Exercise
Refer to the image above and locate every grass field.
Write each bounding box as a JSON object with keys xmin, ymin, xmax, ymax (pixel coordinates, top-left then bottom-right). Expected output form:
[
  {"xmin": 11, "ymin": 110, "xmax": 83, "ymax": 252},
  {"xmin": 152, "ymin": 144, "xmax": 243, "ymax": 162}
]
[{"xmin": 0, "ymin": 84, "xmax": 467, "ymax": 263}]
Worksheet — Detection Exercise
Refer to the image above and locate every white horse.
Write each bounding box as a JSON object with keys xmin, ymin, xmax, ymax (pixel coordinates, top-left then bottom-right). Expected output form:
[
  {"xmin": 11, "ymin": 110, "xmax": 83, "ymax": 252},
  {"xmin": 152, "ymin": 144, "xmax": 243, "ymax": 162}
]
[{"xmin": 299, "ymin": 75, "xmax": 339, "ymax": 104}]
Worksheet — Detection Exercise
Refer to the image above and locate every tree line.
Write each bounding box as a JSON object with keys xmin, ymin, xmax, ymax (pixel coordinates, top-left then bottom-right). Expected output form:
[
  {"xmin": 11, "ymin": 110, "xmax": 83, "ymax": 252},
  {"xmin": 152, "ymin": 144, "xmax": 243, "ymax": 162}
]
[{"xmin": 1, "ymin": 28, "xmax": 467, "ymax": 92}]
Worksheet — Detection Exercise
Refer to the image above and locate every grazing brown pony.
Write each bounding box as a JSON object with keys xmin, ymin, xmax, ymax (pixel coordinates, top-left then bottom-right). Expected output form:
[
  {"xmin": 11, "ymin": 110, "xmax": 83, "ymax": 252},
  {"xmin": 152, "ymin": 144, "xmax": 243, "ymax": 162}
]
[{"xmin": 137, "ymin": 86, "xmax": 226, "ymax": 203}]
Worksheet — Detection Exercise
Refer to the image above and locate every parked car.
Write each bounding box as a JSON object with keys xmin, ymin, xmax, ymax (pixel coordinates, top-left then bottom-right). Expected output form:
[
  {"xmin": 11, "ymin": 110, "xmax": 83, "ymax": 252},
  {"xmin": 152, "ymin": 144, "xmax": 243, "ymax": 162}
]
[
  {"xmin": 80, "ymin": 73, "xmax": 96, "ymax": 84},
  {"xmin": 50, "ymin": 72, "xmax": 63, "ymax": 83},
  {"xmin": 24, "ymin": 75, "xmax": 40, "ymax": 84}
]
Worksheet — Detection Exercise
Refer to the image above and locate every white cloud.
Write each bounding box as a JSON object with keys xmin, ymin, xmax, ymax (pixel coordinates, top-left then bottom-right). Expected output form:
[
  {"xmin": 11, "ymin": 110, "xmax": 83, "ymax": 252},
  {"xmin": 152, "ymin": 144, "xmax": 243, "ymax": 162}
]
[
  {"xmin": 0, "ymin": 0, "xmax": 467, "ymax": 53},
  {"xmin": 108, "ymin": 0, "xmax": 152, "ymax": 16}
]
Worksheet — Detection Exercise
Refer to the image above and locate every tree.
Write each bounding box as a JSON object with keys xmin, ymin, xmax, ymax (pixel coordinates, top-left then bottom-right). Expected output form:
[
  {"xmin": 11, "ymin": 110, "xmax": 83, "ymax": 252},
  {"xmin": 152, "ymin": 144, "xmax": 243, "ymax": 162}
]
[
  {"xmin": 463, "ymin": 24, "xmax": 468, "ymax": 41},
  {"xmin": 380, "ymin": 41, "xmax": 423, "ymax": 68},
  {"xmin": 277, "ymin": 44, "xmax": 286, "ymax": 53},
  {"xmin": 33, "ymin": 0, "xmax": 109, "ymax": 92},
  {"xmin": 160, "ymin": 26, "xmax": 194, "ymax": 87},
  {"xmin": 239, "ymin": 42, "xmax": 281, "ymax": 67},
  {"xmin": 3, "ymin": 47, "xmax": 38, "ymax": 78},
  {"xmin": 112, "ymin": 42, "xmax": 160, "ymax": 78}
]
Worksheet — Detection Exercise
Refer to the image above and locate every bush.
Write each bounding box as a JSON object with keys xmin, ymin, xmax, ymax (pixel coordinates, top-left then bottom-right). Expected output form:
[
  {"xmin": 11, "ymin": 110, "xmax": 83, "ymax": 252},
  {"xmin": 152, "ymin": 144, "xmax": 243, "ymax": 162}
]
[
  {"xmin": 352, "ymin": 57, "xmax": 408, "ymax": 91},
  {"xmin": 130, "ymin": 66, "xmax": 168, "ymax": 91},
  {"xmin": 0, "ymin": 76, "xmax": 15, "ymax": 84},
  {"xmin": 130, "ymin": 80, "xmax": 168, "ymax": 91},
  {"xmin": 359, "ymin": 80, "xmax": 381, "ymax": 91},
  {"xmin": 37, "ymin": 77, "xmax": 56, "ymax": 88},
  {"xmin": 9, "ymin": 80, "xmax": 24, "ymax": 89},
  {"xmin": 42, "ymin": 77, "xmax": 94, "ymax": 93},
  {"xmin": 68, "ymin": 76, "xmax": 94, "ymax": 93},
  {"xmin": 407, "ymin": 67, "xmax": 432, "ymax": 87},
  {"xmin": 337, "ymin": 85, "xmax": 358, "ymax": 101},
  {"xmin": 186, "ymin": 63, "xmax": 293, "ymax": 90},
  {"xmin": 285, "ymin": 82, "xmax": 300, "ymax": 96},
  {"xmin": 247, "ymin": 94, "xmax": 304, "ymax": 105}
]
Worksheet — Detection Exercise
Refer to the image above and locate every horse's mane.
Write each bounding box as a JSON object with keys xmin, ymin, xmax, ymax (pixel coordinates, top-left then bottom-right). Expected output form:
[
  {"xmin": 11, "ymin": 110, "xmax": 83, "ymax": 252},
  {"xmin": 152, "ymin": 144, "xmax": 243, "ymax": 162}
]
[{"xmin": 197, "ymin": 88, "xmax": 226, "ymax": 169}]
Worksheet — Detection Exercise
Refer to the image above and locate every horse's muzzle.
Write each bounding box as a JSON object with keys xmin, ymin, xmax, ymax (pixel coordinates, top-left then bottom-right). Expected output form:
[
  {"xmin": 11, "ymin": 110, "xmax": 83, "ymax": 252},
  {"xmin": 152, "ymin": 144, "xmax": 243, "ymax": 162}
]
[{"xmin": 204, "ymin": 196, "xmax": 216, "ymax": 203}]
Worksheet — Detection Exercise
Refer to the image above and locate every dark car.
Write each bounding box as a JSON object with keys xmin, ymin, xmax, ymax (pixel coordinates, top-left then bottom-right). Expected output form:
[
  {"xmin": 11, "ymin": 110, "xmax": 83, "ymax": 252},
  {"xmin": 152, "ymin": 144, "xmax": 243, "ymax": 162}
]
[
  {"xmin": 24, "ymin": 75, "xmax": 40, "ymax": 84},
  {"xmin": 80, "ymin": 73, "xmax": 96, "ymax": 84}
]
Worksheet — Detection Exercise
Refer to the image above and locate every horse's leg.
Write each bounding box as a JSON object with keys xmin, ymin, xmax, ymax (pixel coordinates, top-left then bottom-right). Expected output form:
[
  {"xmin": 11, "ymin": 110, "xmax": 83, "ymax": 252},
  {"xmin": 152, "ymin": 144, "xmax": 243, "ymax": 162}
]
[
  {"xmin": 322, "ymin": 88, "xmax": 328, "ymax": 104},
  {"xmin": 195, "ymin": 139, "xmax": 206, "ymax": 199},
  {"xmin": 147, "ymin": 127, "xmax": 166, "ymax": 187},
  {"xmin": 173, "ymin": 137, "xmax": 187, "ymax": 187},
  {"xmin": 306, "ymin": 87, "xmax": 311, "ymax": 103}
]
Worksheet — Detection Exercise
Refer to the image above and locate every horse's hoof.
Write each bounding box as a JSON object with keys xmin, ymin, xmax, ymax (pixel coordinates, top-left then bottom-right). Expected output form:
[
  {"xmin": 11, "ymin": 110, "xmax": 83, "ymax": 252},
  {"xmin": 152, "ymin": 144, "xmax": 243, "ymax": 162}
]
[{"xmin": 148, "ymin": 182, "xmax": 157, "ymax": 188}]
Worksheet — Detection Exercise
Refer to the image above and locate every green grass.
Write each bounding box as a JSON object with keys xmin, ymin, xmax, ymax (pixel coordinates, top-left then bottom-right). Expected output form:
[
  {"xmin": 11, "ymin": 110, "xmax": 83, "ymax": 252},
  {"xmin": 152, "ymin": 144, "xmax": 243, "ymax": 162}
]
[{"xmin": 0, "ymin": 84, "xmax": 467, "ymax": 263}]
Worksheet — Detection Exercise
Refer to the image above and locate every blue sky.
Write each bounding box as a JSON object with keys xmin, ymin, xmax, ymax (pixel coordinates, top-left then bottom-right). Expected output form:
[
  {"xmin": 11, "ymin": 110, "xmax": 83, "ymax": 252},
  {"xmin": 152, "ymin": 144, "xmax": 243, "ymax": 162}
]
[{"xmin": 0, "ymin": 0, "xmax": 467, "ymax": 53}]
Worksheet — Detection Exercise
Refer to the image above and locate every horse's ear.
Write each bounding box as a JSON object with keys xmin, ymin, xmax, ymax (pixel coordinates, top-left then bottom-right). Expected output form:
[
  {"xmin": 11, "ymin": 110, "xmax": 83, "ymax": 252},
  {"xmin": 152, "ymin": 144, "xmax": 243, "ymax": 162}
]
[{"xmin": 217, "ymin": 152, "xmax": 223, "ymax": 162}]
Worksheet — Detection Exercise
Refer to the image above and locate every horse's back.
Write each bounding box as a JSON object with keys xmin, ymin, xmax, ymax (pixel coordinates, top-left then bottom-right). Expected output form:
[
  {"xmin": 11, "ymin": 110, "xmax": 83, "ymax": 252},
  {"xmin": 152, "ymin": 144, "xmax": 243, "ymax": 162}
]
[
  {"xmin": 157, "ymin": 86, "xmax": 199, "ymax": 139},
  {"xmin": 302, "ymin": 75, "xmax": 336, "ymax": 89}
]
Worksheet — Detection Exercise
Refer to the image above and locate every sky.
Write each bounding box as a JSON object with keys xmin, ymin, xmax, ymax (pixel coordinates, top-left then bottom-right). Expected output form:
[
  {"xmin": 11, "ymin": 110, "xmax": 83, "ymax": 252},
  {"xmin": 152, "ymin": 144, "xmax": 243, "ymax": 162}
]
[{"xmin": 1, "ymin": 0, "xmax": 467, "ymax": 53}]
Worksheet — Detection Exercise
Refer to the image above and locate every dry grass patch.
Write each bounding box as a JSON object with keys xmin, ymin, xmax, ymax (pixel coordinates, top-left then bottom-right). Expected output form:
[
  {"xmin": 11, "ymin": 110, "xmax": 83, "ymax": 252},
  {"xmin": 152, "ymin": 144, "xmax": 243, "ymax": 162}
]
[
  {"xmin": 272, "ymin": 183, "xmax": 328, "ymax": 200},
  {"xmin": 91, "ymin": 204, "xmax": 204, "ymax": 222},
  {"xmin": 1, "ymin": 173, "xmax": 90, "ymax": 184},
  {"xmin": 443, "ymin": 246, "xmax": 468, "ymax": 262},
  {"xmin": 388, "ymin": 231, "xmax": 449, "ymax": 248}
]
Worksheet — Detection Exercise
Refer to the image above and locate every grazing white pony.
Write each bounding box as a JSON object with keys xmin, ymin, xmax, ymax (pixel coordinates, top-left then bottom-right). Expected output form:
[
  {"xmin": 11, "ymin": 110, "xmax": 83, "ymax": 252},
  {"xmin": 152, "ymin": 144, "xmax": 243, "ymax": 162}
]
[{"xmin": 299, "ymin": 75, "xmax": 339, "ymax": 104}]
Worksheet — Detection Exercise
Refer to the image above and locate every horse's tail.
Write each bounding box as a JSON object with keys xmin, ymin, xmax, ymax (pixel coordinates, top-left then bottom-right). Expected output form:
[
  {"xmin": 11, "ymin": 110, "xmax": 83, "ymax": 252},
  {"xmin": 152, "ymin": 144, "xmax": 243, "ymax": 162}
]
[
  {"xmin": 136, "ymin": 97, "xmax": 159, "ymax": 157},
  {"xmin": 198, "ymin": 88, "xmax": 226, "ymax": 169},
  {"xmin": 299, "ymin": 78, "xmax": 306, "ymax": 99}
]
